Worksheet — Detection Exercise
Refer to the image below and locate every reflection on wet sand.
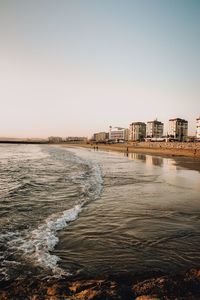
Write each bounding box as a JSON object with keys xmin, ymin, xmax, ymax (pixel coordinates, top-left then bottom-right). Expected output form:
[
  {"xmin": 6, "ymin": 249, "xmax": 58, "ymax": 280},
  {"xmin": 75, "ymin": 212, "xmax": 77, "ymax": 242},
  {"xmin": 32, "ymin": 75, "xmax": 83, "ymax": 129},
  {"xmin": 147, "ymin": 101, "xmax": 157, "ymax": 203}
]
[
  {"xmin": 127, "ymin": 152, "xmax": 178, "ymax": 170},
  {"xmin": 125, "ymin": 151, "xmax": 200, "ymax": 191}
]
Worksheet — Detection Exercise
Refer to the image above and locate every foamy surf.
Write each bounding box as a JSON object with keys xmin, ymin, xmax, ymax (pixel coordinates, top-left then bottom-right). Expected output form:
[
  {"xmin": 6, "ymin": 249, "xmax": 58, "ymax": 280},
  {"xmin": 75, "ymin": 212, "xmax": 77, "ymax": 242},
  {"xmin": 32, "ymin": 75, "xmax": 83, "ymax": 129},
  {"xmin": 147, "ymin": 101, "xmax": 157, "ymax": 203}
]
[
  {"xmin": 18, "ymin": 204, "xmax": 82, "ymax": 274},
  {"xmin": 17, "ymin": 160, "xmax": 102, "ymax": 274},
  {"xmin": 1, "ymin": 146, "xmax": 103, "ymax": 280}
]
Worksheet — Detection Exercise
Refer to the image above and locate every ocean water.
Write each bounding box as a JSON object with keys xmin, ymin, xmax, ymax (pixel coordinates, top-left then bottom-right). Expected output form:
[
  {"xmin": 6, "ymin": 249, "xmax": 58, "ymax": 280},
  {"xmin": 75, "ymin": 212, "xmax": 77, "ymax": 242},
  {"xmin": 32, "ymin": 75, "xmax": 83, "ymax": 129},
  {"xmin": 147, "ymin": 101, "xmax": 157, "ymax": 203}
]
[{"xmin": 0, "ymin": 144, "xmax": 200, "ymax": 282}]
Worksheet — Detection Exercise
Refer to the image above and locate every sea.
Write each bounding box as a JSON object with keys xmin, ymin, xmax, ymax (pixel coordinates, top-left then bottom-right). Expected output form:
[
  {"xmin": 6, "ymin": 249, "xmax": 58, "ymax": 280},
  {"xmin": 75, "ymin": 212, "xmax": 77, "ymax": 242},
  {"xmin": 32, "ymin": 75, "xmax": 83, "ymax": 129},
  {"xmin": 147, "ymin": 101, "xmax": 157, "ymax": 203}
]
[{"xmin": 0, "ymin": 144, "xmax": 200, "ymax": 282}]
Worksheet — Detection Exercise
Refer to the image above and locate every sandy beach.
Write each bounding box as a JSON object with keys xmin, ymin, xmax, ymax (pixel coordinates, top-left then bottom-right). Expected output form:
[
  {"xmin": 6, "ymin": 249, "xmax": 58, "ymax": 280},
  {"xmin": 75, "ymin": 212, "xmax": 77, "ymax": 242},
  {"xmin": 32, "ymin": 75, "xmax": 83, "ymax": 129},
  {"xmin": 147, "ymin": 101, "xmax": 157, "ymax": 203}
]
[{"xmin": 61, "ymin": 143, "xmax": 200, "ymax": 172}]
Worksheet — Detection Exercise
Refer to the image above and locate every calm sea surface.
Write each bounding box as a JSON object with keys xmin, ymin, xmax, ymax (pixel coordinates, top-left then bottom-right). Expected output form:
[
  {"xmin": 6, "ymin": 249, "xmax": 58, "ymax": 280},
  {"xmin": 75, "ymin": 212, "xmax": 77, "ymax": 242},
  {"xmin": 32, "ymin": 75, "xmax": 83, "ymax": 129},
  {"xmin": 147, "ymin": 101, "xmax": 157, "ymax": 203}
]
[{"xmin": 0, "ymin": 144, "xmax": 200, "ymax": 281}]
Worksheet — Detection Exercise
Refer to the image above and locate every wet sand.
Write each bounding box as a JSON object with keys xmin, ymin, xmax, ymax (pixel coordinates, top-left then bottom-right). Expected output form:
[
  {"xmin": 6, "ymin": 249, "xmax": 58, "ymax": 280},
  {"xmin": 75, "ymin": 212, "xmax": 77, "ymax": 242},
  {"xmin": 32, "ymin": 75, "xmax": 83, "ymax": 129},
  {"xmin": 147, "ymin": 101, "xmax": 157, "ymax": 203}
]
[{"xmin": 61, "ymin": 143, "xmax": 200, "ymax": 172}]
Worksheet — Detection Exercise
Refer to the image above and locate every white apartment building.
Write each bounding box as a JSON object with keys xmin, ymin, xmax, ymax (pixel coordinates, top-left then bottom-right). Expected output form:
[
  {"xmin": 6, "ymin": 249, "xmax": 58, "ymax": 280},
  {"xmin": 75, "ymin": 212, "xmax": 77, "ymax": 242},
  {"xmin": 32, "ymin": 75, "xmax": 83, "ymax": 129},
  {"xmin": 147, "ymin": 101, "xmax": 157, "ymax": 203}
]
[
  {"xmin": 129, "ymin": 122, "xmax": 146, "ymax": 141},
  {"xmin": 146, "ymin": 120, "xmax": 164, "ymax": 138},
  {"xmin": 196, "ymin": 116, "xmax": 200, "ymax": 140},
  {"xmin": 109, "ymin": 126, "xmax": 129, "ymax": 142},
  {"xmin": 168, "ymin": 118, "xmax": 188, "ymax": 141}
]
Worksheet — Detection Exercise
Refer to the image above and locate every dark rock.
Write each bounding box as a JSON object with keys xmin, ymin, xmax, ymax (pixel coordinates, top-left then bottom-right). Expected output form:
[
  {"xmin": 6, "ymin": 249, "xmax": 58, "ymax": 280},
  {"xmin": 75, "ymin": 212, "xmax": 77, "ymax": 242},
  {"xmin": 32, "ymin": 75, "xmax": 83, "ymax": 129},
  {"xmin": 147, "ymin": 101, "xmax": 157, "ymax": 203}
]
[{"xmin": 0, "ymin": 269, "xmax": 200, "ymax": 300}]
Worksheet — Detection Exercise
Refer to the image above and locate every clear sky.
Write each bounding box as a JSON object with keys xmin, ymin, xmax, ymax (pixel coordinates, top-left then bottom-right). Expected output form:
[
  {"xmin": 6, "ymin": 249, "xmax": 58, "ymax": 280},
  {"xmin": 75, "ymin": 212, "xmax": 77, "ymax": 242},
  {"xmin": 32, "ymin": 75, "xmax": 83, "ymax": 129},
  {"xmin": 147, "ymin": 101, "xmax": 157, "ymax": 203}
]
[{"xmin": 0, "ymin": 0, "xmax": 199, "ymax": 138}]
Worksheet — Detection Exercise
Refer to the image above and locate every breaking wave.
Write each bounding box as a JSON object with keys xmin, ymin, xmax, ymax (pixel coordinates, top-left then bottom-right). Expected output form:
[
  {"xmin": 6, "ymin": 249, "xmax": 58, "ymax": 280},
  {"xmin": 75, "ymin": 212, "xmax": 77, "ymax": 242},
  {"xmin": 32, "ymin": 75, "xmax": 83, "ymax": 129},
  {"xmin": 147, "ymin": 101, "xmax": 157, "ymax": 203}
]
[
  {"xmin": 6, "ymin": 151, "xmax": 103, "ymax": 276},
  {"xmin": 18, "ymin": 204, "xmax": 83, "ymax": 275}
]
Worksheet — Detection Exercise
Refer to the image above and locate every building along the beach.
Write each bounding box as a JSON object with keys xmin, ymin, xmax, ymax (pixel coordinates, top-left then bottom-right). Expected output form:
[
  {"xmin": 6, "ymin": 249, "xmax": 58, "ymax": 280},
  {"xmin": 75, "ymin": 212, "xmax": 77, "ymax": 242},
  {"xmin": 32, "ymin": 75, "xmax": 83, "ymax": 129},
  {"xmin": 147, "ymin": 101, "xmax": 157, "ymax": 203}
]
[
  {"xmin": 129, "ymin": 122, "xmax": 146, "ymax": 141},
  {"xmin": 109, "ymin": 126, "xmax": 129, "ymax": 142},
  {"xmin": 168, "ymin": 118, "xmax": 188, "ymax": 142},
  {"xmin": 196, "ymin": 117, "xmax": 200, "ymax": 140},
  {"xmin": 93, "ymin": 132, "xmax": 109, "ymax": 142},
  {"xmin": 146, "ymin": 120, "xmax": 164, "ymax": 139},
  {"xmin": 124, "ymin": 128, "xmax": 130, "ymax": 141}
]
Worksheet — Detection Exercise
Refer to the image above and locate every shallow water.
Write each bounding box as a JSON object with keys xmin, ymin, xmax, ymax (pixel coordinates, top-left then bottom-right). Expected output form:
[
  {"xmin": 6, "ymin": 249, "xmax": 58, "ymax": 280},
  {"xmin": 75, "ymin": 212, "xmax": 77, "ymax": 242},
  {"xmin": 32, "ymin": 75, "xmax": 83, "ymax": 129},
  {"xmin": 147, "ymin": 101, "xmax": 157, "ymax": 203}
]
[{"xmin": 0, "ymin": 144, "xmax": 200, "ymax": 281}]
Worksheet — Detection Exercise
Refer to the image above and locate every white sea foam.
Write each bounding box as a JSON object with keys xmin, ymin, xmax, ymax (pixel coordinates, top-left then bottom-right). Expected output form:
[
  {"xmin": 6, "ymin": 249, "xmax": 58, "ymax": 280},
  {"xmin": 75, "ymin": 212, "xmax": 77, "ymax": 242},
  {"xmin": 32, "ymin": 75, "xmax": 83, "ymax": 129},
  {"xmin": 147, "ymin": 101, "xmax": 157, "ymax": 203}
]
[{"xmin": 18, "ymin": 204, "xmax": 82, "ymax": 274}]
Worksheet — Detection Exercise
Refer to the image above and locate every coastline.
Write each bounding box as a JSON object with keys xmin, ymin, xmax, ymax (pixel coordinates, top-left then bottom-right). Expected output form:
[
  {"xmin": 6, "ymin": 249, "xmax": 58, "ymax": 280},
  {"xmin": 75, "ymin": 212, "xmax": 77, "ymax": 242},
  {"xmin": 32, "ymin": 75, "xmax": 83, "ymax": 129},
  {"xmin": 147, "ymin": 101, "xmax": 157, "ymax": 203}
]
[
  {"xmin": 60, "ymin": 143, "xmax": 200, "ymax": 172},
  {"xmin": 1, "ymin": 144, "xmax": 200, "ymax": 299}
]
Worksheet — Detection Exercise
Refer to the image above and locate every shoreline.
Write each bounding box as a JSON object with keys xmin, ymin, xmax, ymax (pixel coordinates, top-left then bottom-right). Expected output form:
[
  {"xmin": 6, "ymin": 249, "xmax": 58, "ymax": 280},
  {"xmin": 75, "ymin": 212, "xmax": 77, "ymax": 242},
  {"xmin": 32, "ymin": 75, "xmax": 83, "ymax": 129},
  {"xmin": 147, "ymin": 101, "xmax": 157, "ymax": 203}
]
[
  {"xmin": 60, "ymin": 143, "xmax": 200, "ymax": 172},
  {"xmin": 1, "ymin": 144, "xmax": 200, "ymax": 299}
]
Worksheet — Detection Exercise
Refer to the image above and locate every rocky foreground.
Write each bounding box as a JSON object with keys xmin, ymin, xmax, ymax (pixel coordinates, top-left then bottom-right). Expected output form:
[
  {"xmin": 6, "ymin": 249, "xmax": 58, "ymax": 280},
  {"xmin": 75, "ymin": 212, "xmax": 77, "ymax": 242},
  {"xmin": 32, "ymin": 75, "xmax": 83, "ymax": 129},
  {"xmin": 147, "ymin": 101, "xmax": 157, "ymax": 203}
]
[{"xmin": 1, "ymin": 269, "xmax": 200, "ymax": 300}]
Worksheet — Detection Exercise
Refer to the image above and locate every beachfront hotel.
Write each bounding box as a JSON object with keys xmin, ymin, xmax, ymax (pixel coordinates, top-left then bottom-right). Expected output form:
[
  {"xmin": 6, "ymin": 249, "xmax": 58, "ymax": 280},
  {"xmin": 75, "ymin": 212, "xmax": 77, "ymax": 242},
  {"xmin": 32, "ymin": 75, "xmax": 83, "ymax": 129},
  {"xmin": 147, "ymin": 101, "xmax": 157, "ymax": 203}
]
[
  {"xmin": 109, "ymin": 126, "xmax": 129, "ymax": 142},
  {"xmin": 196, "ymin": 117, "xmax": 200, "ymax": 140},
  {"xmin": 168, "ymin": 118, "xmax": 188, "ymax": 142},
  {"xmin": 129, "ymin": 122, "xmax": 146, "ymax": 141},
  {"xmin": 146, "ymin": 120, "xmax": 164, "ymax": 139}
]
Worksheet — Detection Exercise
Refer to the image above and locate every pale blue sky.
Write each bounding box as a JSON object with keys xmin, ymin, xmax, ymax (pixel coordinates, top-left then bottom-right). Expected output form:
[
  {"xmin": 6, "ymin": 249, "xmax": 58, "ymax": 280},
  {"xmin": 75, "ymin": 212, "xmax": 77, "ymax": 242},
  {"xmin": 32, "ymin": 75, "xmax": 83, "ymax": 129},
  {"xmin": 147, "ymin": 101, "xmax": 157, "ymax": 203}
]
[{"xmin": 0, "ymin": 0, "xmax": 199, "ymax": 137}]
